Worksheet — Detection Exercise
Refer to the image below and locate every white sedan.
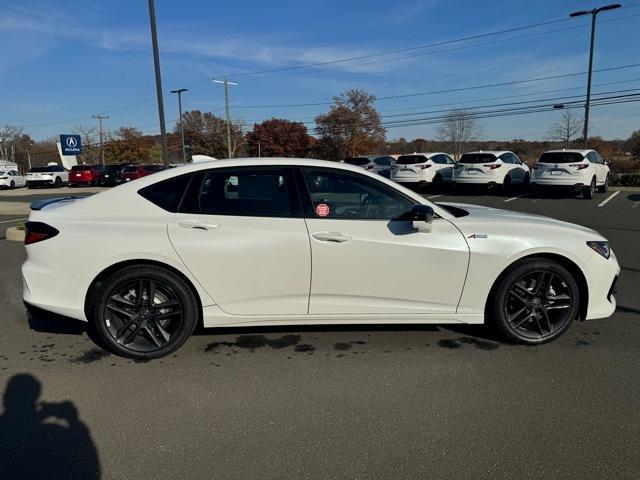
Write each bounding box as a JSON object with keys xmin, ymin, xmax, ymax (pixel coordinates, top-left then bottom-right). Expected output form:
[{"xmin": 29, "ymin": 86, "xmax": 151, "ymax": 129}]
[
  {"xmin": 22, "ymin": 158, "xmax": 619, "ymax": 359},
  {"xmin": 531, "ymin": 149, "xmax": 610, "ymax": 199},
  {"xmin": 454, "ymin": 150, "xmax": 530, "ymax": 191},
  {"xmin": 0, "ymin": 170, "xmax": 27, "ymax": 189}
]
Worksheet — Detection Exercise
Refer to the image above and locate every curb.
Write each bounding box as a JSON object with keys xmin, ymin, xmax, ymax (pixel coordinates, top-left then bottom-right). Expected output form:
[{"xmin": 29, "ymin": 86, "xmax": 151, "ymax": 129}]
[
  {"xmin": 6, "ymin": 227, "xmax": 25, "ymax": 242},
  {"xmin": 611, "ymin": 186, "xmax": 640, "ymax": 192}
]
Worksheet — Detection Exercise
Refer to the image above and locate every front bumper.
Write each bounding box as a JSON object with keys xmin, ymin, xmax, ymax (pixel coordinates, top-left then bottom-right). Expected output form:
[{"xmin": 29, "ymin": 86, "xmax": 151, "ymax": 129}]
[{"xmin": 583, "ymin": 249, "xmax": 620, "ymax": 320}]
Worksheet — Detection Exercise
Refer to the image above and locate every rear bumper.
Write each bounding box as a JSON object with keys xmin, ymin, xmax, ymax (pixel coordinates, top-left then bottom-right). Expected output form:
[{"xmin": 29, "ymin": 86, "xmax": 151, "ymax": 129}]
[
  {"xmin": 26, "ymin": 179, "xmax": 55, "ymax": 186},
  {"xmin": 531, "ymin": 176, "xmax": 588, "ymax": 187},
  {"xmin": 454, "ymin": 176, "xmax": 497, "ymax": 185}
]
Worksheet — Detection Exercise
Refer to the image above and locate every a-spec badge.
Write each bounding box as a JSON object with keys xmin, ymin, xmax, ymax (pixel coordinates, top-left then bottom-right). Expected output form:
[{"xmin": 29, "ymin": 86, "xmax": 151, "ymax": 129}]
[{"xmin": 467, "ymin": 234, "xmax": 488, "ymax": 239}]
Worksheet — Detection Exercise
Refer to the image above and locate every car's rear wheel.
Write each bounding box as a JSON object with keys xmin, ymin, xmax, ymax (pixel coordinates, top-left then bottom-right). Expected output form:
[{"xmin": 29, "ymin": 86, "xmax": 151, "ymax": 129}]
[
  {"xmin": 491, "ymin": 259, "xmax": 579, "ymax": 344},
  {"xmin": 9, "ymin": 180, "xmax": 15, "ymax": 189},
  {"xmin": 91, "ymin": 265, "xmax": 198, "ymax": 359},
  {"xmin": 597, "ymin": 175, "xmax": 609, "ymax": 193},
  {"xmin": 54, "ymin": 176, "xmax": 62, "ymax": 188},
  {"xmin": 583, "ymin": 177, "xmax": 595, "ymax": 199},
  {"xmin": 523, "ymin": 173, "xmax": 530, "ymax": 189},
  {"xmin": 431, "ymin": 174, "xmax": 443, "ymax": 193},
  {"xmin": 502, "ymin": 175, "xmax": 512, "ymax": 194}
]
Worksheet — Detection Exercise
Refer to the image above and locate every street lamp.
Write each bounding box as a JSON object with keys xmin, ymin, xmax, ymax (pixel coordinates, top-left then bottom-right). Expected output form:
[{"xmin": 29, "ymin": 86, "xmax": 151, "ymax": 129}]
[
  {"xmin": 570, "ymin": 3, "xmax": 622, "ymax": 147},
  {"xmin": 171, "ymin": 88, "xmax": 188, "ymax": 163}
]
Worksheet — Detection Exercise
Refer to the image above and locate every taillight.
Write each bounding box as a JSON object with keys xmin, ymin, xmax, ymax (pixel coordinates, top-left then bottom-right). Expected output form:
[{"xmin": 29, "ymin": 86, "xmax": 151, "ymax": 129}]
[
  {"xmin": 483, "ymin": 164, "xmax": 502, "ymax": 170},
  {"xmin": 420, "ymin": 164, "xmax": 432, "ymax": 169},
  {"xmin": 24, "ymin": 221, "xmax": 59, "ymax": 245},
  {"xmin": 570, "ymin": 164, "xmax": 589, "ymax": 170}
]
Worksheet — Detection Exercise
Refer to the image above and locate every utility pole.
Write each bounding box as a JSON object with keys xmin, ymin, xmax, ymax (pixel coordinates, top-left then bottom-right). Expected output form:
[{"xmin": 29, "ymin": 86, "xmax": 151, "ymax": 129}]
[
  {"xmin": 171, "ymin": 88, "xmax": 188, "ymax": 163},
  {"xmin": 213, "ymin": 77, "xmax": 238, "ymax": 158},
  {"xmin": 258, "ymin": 139, "xmax": 261, "ymax": 158},
  {"xmin": 148, "ymin": 0, "xmax": 169, "ymax": 167},
  {"xmin": 92, "ymin": 114, "xmax": 109, "ymax": 165},
  {"xmin": 570, "ymin": 3, "xmax": 622, "ymax": 147}
]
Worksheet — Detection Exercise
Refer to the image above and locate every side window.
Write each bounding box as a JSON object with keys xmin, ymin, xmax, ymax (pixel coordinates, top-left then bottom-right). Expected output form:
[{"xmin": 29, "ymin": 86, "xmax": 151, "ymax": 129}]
[
  {"xmin": 500, "ymin": 154, "xmax": 512, "ymax": 164},
  {"xmin": 587, "ymin": 152, "xmax": 597, "ymax": 163},
  {"xmin": 374, "ymin": 156, "xmax": 391, "ymax": 166},
  {"xmin": 301, "ymin": 168, "xmax": 415, "ymax": 220},
  {"xmin": 180, "ymin": 167, "xmax": 296, "ymax": 217},
  {"xmin": 138, "ymin": 173, "xmax": 193, "ymax": 212},
  {"xmin": 511, "ymin": 154, "xmax": 522, "ymax": 164},
  {"xmin": 432, "ymin": 155, "xmax": 447, "ymax": 165},
  {"xmin": 445, "ymin": 155, "xmax": 455, "ymax": 164}
]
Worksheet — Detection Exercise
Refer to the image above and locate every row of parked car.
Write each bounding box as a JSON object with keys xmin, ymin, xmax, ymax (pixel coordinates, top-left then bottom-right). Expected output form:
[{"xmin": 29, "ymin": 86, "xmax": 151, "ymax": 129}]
[
  {"xmin": 0, "ymin": 163, "xmax": 166, "ymax": 190},
  {"xmin": 344, "ymin": 148, "xmax": 611, "ymax": 199}
]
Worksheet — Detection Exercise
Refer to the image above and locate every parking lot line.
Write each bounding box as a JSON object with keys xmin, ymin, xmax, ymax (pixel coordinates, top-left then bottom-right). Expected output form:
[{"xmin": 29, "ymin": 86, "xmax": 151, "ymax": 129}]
[
  {"xmin": 597, "ymin": 191, "xmax": 620, "ymax": 207},
  {"xmin": 0, "ymin": 217, "xmax": 27, "ymax": 224},
  {"xmin": 504, "ymin": 194, "xmax": 529, "ymax": 203}
]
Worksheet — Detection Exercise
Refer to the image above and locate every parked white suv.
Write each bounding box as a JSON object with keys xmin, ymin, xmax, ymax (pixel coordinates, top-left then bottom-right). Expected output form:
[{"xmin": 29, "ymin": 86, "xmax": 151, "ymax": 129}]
[
  {"xmin": 26, "ymin": 164, "xmax": 69, "ymax": 188},
  {"xmin": 343, "ymin": 156, "xmax": 397, "ymax": 177},
  {"xmin": 531, "ymin": 149, "xmax": 609, "ymax": 199},
  {"xmin": 454, "ymin": 151, "xmax": 530, "ymax": 191},
  {"xmin": 391, "ymin": 153, "xmax": 455, "ymax": 191}
]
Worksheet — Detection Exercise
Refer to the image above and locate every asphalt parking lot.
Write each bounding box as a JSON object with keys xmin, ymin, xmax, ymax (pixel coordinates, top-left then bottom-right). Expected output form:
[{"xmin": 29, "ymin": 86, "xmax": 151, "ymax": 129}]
[{"xmin": 0, "ymin": 186, "xmax": 638, "ymax": 479}]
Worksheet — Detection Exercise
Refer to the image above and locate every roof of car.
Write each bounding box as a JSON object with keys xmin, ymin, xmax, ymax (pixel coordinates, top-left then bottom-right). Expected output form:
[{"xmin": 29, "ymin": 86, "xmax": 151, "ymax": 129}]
[
  {"xmin": 463, "ymin": 150, "xmax": 511, "ymax": 156},
  {"xmin": 543, "ymin": 149, "xmax": 593, "ymax": 155},
  {"xmin": 398, "ymin": 152, "xmax": 447, "ymax": 158}
]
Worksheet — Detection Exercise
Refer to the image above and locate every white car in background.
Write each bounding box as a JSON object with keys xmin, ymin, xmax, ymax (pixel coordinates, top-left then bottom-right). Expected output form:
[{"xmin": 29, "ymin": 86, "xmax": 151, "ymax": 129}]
[
  {"xmin": 531, "ymin": 149, "xmax": 610, "ymax": 199},
  {"xmin": 0, "ymin": 170, "xmax": 27, "ymax": 189},
  {"xmin": 454, "ymin": 151, "xmax": 530, "ymax": 191},
  {"xmin": 26, "ymin": 164, "xmax": 69, "ymax": 188},
  {"xmin": 391, "ymin": 153, "xmax": 455, "ymax": 191},
  {"xmin": 22, "ymin": 158, "xmax": 619, "ymax": 359},
  {"xmin": 343, "ymin": 156, "xmax": 397, "ymax": 177}
]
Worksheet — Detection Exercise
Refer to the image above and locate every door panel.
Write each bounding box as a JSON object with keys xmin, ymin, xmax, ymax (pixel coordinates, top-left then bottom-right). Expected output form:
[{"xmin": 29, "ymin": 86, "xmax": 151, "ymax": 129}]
[{"xmin": 305, "ymin": 217, "xmax": 469, "ymax": 314}]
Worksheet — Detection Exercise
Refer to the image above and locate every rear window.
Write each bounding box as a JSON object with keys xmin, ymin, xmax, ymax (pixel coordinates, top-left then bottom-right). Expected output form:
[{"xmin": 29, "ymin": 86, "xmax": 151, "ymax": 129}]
[
  {"xmin": 71, "ymin": 165, "xmax": 91, "ymax": 171},
  {"xmin": 397, "ymin": 155, "xmax": 429, "ymax": 165},
  {"xmin": 138, "ymin": 174, "xmax": 193, "ymax": 212},
  {"xmin": 122, "ymin": 166, "xmax": 138, "ymax": 172},
  {"xmin": 144, "ymin": 165, "xmax": 164, "ymax": 172},
  {"xmin": 29, "ymin": 166, "xmax": 62, "ymax": 173},
  {"xmin": 538, "ymin": 152, "xmax": 585, "ymax": 164},
  {"xmin": 459, "ymin": 153, "xmax": 497, "ymax": 164},
  {"xmin": 344, "ymin": 158, "xmax": 371, "ymax": 166}
]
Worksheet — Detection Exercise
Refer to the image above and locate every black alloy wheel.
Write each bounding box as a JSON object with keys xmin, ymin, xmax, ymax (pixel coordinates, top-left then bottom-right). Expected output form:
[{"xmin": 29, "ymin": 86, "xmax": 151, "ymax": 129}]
[
  {"xmin": 92, "ymin": 265, "xmax": 198, "ymax": 359},
  {"xmin": 54, "ymin": 176, "xmax": 62, "ymax": 188},
  {"xmin": 583, "ymin": 177, "xmax": 595, "ymax": 199},
  {"xmin": 492, "ymin": 259, "xmax": 579, "ymax": 344}
]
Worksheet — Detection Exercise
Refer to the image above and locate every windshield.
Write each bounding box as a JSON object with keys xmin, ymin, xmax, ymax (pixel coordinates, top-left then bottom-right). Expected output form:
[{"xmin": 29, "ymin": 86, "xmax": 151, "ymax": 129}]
[
  {"xmin": 122, "ymin": 166, "xmax": 138, "ymax": 172},
  {"xmin": 538, "ymin": 152, "xmax": 585, "ymax": 164},
  {"xmin": 459, "ymin": 153, "xmax": 497, "ymax": 164},
  {"xmin": 344, "ymin": 158, "xmax": 371, "ymax": 166},
  {"xmin": 397, "ymin": 155, "xmax": 429, "ymax": 165},
  {"xmin": 71, "ymin": 165, "xmax": 91, "ymax": 171}
]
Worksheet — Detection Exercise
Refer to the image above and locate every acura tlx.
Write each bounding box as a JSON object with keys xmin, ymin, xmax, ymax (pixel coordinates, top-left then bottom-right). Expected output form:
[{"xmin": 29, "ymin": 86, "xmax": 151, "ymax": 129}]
[{"xmin": 22, "ymin": 158, "xmax": 620, "ymax": 359}]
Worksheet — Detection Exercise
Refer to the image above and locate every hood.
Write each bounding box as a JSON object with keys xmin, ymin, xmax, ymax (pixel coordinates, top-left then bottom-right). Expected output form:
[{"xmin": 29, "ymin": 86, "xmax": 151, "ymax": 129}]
[{"xmin": 438, "ymin": 202, "xmax": 602, "ymax": 238}]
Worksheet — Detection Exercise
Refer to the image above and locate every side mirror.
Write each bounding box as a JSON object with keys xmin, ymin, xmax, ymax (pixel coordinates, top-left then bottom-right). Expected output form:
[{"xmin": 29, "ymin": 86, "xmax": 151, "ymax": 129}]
[{"xmin": 410, "ymin": 204, "xmax": 434, "ymax": 232}]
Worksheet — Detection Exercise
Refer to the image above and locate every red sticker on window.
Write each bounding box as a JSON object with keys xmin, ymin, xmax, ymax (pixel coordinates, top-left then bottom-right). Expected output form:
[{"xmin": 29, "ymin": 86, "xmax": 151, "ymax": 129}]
[{"xmin": 315, "ymin": 203, "xmax": 330, "ymax": 217}]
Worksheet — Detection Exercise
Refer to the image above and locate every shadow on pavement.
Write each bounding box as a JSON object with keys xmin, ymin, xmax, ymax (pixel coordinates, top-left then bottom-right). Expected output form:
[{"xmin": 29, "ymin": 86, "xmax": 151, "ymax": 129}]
[{"xmin": 0, "ymin": 374, "xmax": 101, "ymax": 479}]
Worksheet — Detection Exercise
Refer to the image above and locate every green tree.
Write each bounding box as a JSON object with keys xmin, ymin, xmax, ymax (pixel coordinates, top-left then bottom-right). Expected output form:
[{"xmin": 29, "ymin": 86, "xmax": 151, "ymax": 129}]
[
  {"xmin": 245, "ymin": 118, "xmax": 313, "ymax": 157},
  {"xmin": 177, "ymin": 110, "xmax": 244, "ymax": 159},
  {"xmin": 104, "ymin": 127, "xmax": 152, "ymax": 164}
]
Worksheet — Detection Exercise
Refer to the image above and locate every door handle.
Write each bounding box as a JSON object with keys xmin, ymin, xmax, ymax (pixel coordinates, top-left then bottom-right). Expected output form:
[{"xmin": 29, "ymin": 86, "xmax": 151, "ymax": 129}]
[
  {"xmin": 177, "ymin": 220, "xmax": 221, "ymax": 231},
  {"xmin": 311, "ymin": 231, "xmax": 351, "ymax": 243}
]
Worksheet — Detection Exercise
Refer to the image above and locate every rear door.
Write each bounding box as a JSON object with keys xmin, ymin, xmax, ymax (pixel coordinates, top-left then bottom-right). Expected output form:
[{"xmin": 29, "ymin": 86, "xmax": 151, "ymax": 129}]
[
  {"xmin": 167, "ymin": 166, "xmax": 311, "ymax": 316},
  {"xmin": 298, "ymin": 167, "xmax": 469, "ymax": 315}
]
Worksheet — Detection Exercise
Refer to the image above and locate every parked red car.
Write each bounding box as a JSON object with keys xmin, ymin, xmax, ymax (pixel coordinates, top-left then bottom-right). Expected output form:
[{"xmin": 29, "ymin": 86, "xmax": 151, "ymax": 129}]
[
  {"xmin": 121, "ymin": 164, "xmax": 164, "ymax": 182},
  {"xmin": 69, "ymin": 164, "xmax": 104, "ymax": 186}
]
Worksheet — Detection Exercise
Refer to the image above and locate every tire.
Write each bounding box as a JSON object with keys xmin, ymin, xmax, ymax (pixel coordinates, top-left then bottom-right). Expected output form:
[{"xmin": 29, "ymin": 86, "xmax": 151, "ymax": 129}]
[
  {"xmin": 10, "ymin": 180, "xmax": 15, "ymax": 189},
  {"xmin": 522, "ymin": 173, "xmax": 530, "ymax": 190},
  {"xmin": 583, "ymin": 177, "xmax": 596, "ymax": 199},
  {"xmin": 27, "ymin": 182, "xmax": 33, "ymax": 189},
  {"xmin": 502, "ymin": 175, "xmax": 512, "ymax": 194},
  {"xmin": 91, "ymin": 265, "xmax": 198, "ymax": 359},
  {"xmin": 54, "ymin": 176, "xmax": 62, "ymax": 188},
  {"xmin": 491, "ymin": 258, "xmax": 580, "ymax": 345},
  {"xmin": 432, "ymin": 174, "xmax": 443, "ymax": 193},
  {"xmin": 597, "ymin": 175, "xmax": 609, "ymax": 193}
]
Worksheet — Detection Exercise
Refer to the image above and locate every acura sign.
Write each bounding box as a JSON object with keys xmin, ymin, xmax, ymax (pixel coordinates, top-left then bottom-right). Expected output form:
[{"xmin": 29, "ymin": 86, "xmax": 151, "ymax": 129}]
[{"xmin": 60, "ymin": 134, "xmax": 82, "ymax": 155}]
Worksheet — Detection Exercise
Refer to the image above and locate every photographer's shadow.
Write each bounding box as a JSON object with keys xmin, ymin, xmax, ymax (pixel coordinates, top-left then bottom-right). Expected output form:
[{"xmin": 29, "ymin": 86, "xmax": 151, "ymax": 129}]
[{"xmin": 0, "ymin": 374, "xmax": 101, "ymax": 479}]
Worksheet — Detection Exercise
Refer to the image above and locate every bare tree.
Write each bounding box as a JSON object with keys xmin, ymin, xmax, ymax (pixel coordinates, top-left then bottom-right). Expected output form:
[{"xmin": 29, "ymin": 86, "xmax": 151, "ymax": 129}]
[
  {"xmin": 436, "ymin": 109, "xmax": 481, "ymax": 159},
  {"xmin": 548, "ymin": 111, "xmax": 583, "ymax": 148},
  {"xmin": 72, "ymin": 125, "xmax": 100, "ymax": 164},
  {"xmin": 0, "ymin": 125, "xmax": 25, "ymax": 161}
]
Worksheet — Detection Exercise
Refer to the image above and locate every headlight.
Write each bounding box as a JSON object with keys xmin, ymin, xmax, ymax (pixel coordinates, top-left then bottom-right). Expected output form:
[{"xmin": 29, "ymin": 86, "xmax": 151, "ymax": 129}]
[{"xmin": 587, "ymin": 241, "xmax": 610, "ymax": 259}]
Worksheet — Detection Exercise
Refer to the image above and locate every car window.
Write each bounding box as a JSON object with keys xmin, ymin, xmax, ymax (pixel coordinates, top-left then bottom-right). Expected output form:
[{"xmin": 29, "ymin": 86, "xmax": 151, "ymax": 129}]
[
  {"xmin": 397, "ymin": 155, "xmax": 429, "ymax": 165},
  {"xmin": 444, "ymin": 155, "xmax": 455, "ymax": 164},
  {"xmin": 180, "ymin": 167, "xmax": 296, "ymax": 218},
  {"xmin": 122, "ymin": 166, "xmax": 138, "ymax": 172},
  {"xmin": 301, "ymin": 168, "xmax": 414, "ymax": 220},
  {"xmin": 459, "ymin": 153, "xmax": 497, "ymax": 164},
  {"xmin": 344, "ymin": 158, "xmax": 371, "ymax": 166},
  {"xmin": 538, "ymin": 152, "xmax": 584, "ymax": 164},
  {"xmin": 510, "ymin": 154, "xmax": 521, "ymax": 164},
  {"xmin": 374, "ymin": 156, "xmax": 392, "ymax": 166},
  {"xmin": 138, "ymin": 173, "xmax": 193, "ymax": 212},
  {"xmin": 500, "ymin": 154, "xmax": 514, "ymax": 164},
  {"xmin": 587, "ymin": 152, "xmax": 598, "ymax": 163},
  {"xmin": 431, "ymin": 155, "xmax": 447, "ymax": 165}
]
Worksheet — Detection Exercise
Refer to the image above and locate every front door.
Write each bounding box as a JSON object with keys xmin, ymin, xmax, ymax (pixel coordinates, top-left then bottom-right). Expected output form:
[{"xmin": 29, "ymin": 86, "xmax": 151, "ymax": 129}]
[
  {"xmin": 299, "ymin": 168, "xmax": 469, "ymax": 315},
  {"xmin": 168, "ymin": 166, "xmax": 311, "ymax": 315}
]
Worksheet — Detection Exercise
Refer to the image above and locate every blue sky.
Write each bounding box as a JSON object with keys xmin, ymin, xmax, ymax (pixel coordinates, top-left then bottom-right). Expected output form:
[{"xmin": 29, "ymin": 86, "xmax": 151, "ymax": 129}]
[{"xmin": 0, "ymin": 0, "xmax": 638, "ymax": 142}]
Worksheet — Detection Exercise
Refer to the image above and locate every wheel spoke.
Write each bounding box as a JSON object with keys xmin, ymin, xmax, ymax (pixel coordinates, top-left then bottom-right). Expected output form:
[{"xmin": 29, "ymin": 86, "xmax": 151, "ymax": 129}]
[
  {"xmin": 109, "ymin": 294, "xmax": 136, "ymax": 307},
  {"xmin": 155, "ymin": 310, "xmax": 181, "ymax": 320},
  {"xmin": 154, "ymin": 300, "xmax": 180, "ymax": 309},
  {"xmin": 148, "ymin": 280, "xmax": 156, "ymax": 306},
  {"xmin": 512, "ymin": 313, "xmax": 533, "ymax": 329},
  {"xmin": 533, "ymin": 315, "xmax": 544, "ymax": 335},
  {"xmin": 508, "ymin": 306, "xmax": 528, "ymax": 322},
  {"xmin": 136, "ymin": 280, "xmax": 144, "ymax": 307},
  {"xmin": 116, "ymin": 316, "xmax": 144, "ymax": 345},
  {"xmin": 541, "ymin": 310, "xmax": 553, "ymax": 334},
  {"xmin": 547, "ymin": 304, "xmax": 570, "ymax": 310},
  {"xmin": 106, "ymin": 303, "xmax": 135, "ymax": 319},
  {"xmin": 535, "ymin": 272, "xmax": 550, "ymax": 294}
]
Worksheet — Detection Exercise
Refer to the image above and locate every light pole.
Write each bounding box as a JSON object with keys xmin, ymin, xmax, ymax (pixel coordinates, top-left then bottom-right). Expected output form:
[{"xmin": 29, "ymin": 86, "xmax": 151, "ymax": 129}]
[
  {"xmin": 570, "ymin": 3, "xmax": 622, "ymax": 147},
  {"xmin": 171, "ymin": 88, "xmax": 188, "ymax": 163},
  {"xmin": 213, "ymin": 77, "xmax": 238, "ymax": 158},
  {"xmin": 148, "ymin": 0, "xmax": 169, "ymax": 167}
]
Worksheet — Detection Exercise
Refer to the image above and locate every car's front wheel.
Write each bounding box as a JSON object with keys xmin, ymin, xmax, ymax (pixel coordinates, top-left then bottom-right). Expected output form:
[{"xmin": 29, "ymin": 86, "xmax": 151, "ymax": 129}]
[
  {"xmin": 91, "ymin": 265, "xmax": 198, "ymax": 359},
  {"xmin": 597, "ymin": 175, "xmax": 609, "ymax": 193},
  {"xmin": 491, "ymin": 259, "xmax": 580, "ymax": 344},
  {"xmin": 583, "ymin": 177, "xmax": 596, "ymax": 199}
]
